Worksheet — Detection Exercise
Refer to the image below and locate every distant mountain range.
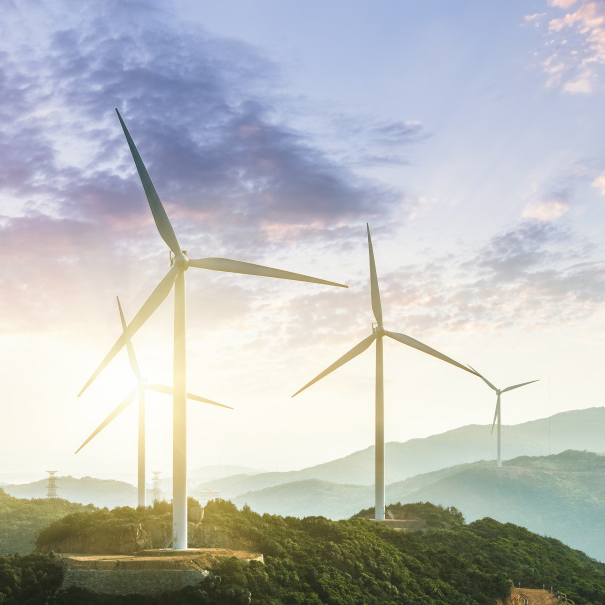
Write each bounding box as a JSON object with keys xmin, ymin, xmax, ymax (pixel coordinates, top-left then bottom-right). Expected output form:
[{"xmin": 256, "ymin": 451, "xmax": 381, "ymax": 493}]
[
  {"xmin": 233, "ymin": 449, "xmax": 605, "ymax": 561},
  {"xmin": 2, "ymin": 476, "xmax": 137, "ymax": 508},
  {"xmin": 5, "ymin": 407, "xmax": 605, "ymax": 561},
  {"xmin": 161, "ymin": 464, "xmax": 262, "ymax": 492},
  {"xmin": 1, "ymin": 465, "xmax": 263, "ymax": 508},
  {"xmin": 198, "ymin": 406, "xmax": 605, "ymax": 498}
]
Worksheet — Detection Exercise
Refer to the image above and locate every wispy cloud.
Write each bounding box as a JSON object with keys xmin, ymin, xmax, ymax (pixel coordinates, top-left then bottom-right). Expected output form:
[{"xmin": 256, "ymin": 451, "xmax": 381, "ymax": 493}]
[
  {"xmin": 534, "ymin": 0, "xmax": 605, "ymax": 93},
  {"xmin": 592, "ymin": 169, "xmax": 605, "ymax": 194}
]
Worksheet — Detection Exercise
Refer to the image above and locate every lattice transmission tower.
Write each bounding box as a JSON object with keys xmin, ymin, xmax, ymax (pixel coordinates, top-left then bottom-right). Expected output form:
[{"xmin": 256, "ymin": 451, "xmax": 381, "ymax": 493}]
[
  {"xmin": 151, "ymin": 471, "xmax": 163, "ymax": 504},
  {"xmin": 46, "ymin": 470, "xmax": 58, "ymax": 498}
]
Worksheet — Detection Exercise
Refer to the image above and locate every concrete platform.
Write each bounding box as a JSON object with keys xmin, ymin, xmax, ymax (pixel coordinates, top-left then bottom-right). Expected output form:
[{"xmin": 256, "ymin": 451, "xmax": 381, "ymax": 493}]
[
  {"xmin": 58, "ymin": 548, "xmax": 263, "ymax": 595},
  {"xmin": 371, "ymin": 519, "xmax": 427, "ymax": 531}
]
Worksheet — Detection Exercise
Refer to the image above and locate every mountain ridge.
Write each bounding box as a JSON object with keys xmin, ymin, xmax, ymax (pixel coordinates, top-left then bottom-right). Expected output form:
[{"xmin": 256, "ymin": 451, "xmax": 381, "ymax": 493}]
[{"xmin": 198, "ymin": 406, "xmax": 605, "ymax": 497}]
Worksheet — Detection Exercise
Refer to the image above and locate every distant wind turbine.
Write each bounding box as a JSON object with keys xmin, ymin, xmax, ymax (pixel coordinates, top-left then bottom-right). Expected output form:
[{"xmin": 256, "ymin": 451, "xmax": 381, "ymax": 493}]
[
  {"xmin": 78, "ymin": 109, "xmax": 347, "ymax": 549},
  {"xmin": 469, "ymin": 365, "xmax": 538, "ymax": 467},
  {"xmin": 293, "ymin": 225, "xmax": 478, "ymax": 520},
  {"xmin": 76, "ymin": 297, "xmax": 232, "ymax": 508}
]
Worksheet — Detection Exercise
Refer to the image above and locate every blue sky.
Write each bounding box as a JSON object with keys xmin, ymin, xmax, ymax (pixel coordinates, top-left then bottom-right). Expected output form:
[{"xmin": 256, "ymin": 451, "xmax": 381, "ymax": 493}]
[{"xmin": 1, "ymin": 0, "xmax": 605, "ymax": 482}]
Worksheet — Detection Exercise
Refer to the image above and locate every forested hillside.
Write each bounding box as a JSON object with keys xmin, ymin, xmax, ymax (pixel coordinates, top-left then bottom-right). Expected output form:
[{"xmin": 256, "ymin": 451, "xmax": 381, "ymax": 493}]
[
  {"xmin": 0, "ymin": 489, "xmax": 94, "ymax": 555},
  {"xmin": 5, "ymin": 500, "xmax": 602, "ymax": 604}
]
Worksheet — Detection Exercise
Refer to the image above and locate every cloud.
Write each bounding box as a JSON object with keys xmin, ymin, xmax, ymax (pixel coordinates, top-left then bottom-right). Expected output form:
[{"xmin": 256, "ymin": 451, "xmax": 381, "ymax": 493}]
[
  {"xmin": 522, "ymin": 200, "xmax": 569, "ymax": 221},
  {"xmin": 365, "ymin": 222, "xmax": 601, "ymax": 335},
  {"xmin": 0, "ymin": 1, "xmax": 407, "ymax": 247},
  {"xmin": 534, "ymin": 0, "xmax": 605, "ymax": 93},
  {"xmin": 592, "ymin": 169, "xmax": 605, "ymax": 195},
  {"xmin": 267, "ymin": 220, "xmax": 605, "ymax": 356},
  {"xmin": 0, "ymin": 0, "xmax": 423, "ymax": 335}
]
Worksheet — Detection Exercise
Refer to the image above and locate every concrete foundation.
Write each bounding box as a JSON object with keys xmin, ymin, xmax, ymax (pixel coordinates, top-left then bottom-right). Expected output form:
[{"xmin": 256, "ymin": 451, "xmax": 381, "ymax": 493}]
[{"xmin": 58, "ymin": 548, "xmax": 263, "ymax": 596}]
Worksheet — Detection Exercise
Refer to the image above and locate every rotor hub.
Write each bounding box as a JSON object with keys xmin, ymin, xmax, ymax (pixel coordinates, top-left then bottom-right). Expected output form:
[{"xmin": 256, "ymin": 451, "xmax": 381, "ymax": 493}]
[
  {"xmin": 174, "ymin": 252, "xmax": 189, "ymax": 271},
  {"xmin": 374, "ymin": 325, "xmax": 386, "ymax": 336}
]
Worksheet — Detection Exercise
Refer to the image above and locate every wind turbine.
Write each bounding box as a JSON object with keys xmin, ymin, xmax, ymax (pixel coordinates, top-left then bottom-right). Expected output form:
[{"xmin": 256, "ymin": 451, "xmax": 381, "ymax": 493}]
[
  {"xmin": 469, "ymin": 366, "xmax": 538, "ymax": 467},
  {"xmin": 76, "ymin": 296, "xmax": 232, "ymax": 508},
  {"xmin": 78, "ymin": 109, "xmax": 347, "ymax": 549},
  {"xmin": 293, "ymin": 225, "xmax": 478, "ymax": 520}
]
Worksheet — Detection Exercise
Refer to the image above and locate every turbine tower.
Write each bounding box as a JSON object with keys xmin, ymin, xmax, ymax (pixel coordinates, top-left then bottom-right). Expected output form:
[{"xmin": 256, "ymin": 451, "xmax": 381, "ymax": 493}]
[
  {"xmin": 79, "ymin": 109, "xmax": 347, "ymax": 549},
  {"xmin": 293, "ymin": 225, "xmax": 478, "ymax": 520},
  {"xmin": 469, "ymin": 366, "xmax": 538, "ymax": 467},
  {"xmin": 76, "ymin": 297, "xmax": 232, "ymax": 508}
]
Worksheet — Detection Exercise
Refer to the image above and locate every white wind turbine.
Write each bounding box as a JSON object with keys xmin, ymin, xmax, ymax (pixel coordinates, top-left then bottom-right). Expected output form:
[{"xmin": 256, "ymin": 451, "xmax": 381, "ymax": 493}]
[
  {"xmin": 76, "ymin": 296, "xmax": 232, "ymax": 508},
  {"xmin": 468, "ymin": 366, "xmax": 538, "ymax": 467},
  {"xmin": 78, "ymin": 109, "xmax": 347, "ymax": 549},
  {"xmin": 293, "ymin": 225, "xmax": 478, "ymax": 520}
]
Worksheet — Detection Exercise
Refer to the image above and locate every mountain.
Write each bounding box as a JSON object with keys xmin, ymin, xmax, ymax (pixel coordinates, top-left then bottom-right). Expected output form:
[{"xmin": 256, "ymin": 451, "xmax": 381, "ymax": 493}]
[
  {"xmin": 2, "ymin": 476, "xmax": 136, "ymax": 508},
  {"xmin": 160, "ymin": 464, "xmax": 263, "ymax": 493},
  {"xmin": 233, "ymin": 450, "xmax": 605, "ymax": 561},
  {"xmin": 199, "ymin": 406, "xmax": 605, "ymax": 498}
]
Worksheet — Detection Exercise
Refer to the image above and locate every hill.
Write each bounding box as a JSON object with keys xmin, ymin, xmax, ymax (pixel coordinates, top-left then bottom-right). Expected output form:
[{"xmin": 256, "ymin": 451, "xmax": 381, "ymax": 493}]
[
  {"xmin": 2, "ymin": 476, "xmax": 137, "ymax": 508},
  {"xmin": 0, "ymin": 489, "xmax": 95, "ymax": 555},
  {"xmin": 198, "ymin": 407, "xmax": 605, "ymax": 498},
  {"xmin": 232, "ymin": 450, "xmax": 605, "ymax": 561},
  {"xmin": 7, "ymin": 500, "xmax": 605, "ymax": 604}
]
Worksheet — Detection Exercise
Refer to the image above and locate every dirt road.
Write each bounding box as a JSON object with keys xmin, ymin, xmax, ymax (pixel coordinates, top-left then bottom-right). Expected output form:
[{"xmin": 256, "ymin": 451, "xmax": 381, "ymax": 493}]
[{"xmin": 510, "ymin": 587, "xmax": 560, "ymax": 604}]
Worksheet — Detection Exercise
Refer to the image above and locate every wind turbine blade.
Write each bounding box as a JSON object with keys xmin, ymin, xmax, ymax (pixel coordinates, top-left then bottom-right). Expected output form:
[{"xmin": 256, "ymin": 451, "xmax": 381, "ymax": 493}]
[
  {"xmin": 491, "ymin": 396, "xmax": 500, "ymax": 435},
  {"xmin": 117, "ymin": 296, "xmax": 142, "ymax": 382},
  {"xmin": 367, "ymin": 224, "xmax": 383, "ymax": 325},
  {"xmin": 385, "ymin": 330, "xmax": 478, "ymax": 375},
  {"xmin": 188, "ymin": 257, "xmax": 347, "ymax": 288},
  {"xmin": 78, "ymin": 266, "xmax": 179, "ymax": 397},
  {"xmin": 292, "ymin": 333, "xmax": 377, "ymax": 397},
  {"xmin": 146, "ymin": 384, "xmax": 233, "ymax": 410},
  {"xmin": 75, "ymin": 388, "xmax": 137, "ymax": 454},
  {"xmin": 501, "ymin": 379, "xmax": 539, "ymax": 394},
  {"xmin": 115, "ymin": 109, "xmax": 181, "ymax": 255},
  {"xmin": 467, "ymin": 364, "xmax": 498, "ymax": 391}
]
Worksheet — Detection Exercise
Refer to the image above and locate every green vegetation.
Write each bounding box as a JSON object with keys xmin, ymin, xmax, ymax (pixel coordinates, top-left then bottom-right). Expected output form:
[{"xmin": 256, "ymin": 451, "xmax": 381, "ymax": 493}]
[
  {"xmin": 36, "ymin": 501, "xmax": 170, "ymax": 552},
  {"xmin": 353, "ymin": 501, "xmax": 465, "ymax": 529},
  {"xmin": 0, "ymin": 553, "xmax": 63, "ymax": 605},
  {"xmin": 0, "ymin": 489, "xmax": 94, "ymax": 555},
  {"xmin": 20, "ymin": 499, "xmax": 605, "ymax": 604},
  {"xmin": 233, "ymin": 450, "xmax": 605, "ymax": 562}
]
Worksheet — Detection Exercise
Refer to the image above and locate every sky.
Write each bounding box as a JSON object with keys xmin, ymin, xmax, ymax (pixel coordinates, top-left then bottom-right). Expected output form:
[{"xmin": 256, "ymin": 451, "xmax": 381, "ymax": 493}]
[{"xmin": 1, "ymin": 0, "xmax": 605, "ymax": 485}]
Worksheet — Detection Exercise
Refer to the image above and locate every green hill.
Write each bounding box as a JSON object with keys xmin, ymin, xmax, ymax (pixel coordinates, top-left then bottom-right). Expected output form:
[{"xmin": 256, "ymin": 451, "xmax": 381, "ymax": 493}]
[
  {"xmin": 6, "ymin": 500, "xmax": 605, "ymax": 604},
  {"xmin": 198, "ymin": 407, "xmax": 605, "ymax": 498},
  {"xmin": 0, "ymin": 489, "xmax": 95, "ymax": 555},
  {"xmin": 232, "ymin": 450, "xmax": 605, "ymax": 562}
]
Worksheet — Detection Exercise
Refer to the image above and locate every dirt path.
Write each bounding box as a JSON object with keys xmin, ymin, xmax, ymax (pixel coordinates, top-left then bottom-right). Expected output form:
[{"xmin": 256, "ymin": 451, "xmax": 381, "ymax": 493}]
[{"xmin": 510, "ymin": 587, "xmax": 560, "ymax": 604}]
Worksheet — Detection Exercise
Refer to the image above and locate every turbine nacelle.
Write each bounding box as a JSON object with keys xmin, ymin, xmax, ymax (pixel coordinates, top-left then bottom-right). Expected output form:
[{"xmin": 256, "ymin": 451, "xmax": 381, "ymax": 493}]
[
  {"xmin": 172, "ymin": 251, "xmax": 189, "ymax": 271},
  {"xmin": 373, "ymin": 324, "xmax": 386, "ymax": 337}
]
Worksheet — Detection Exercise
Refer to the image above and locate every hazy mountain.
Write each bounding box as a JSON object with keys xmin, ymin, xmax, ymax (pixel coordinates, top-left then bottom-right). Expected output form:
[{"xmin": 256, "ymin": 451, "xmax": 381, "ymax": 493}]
[
  {"xmin": 160, "ymin": 464, "xmax": 262, "ymax": 493},
  {"xmin": 2, "ymin": 476, "xmax": 136, "ymax": 508},
  {"xmin": 200, "ymin": 407, "xmax": 605, "ymax": 498},
  {"xmin": 233, "ymin": 450, "xmax": 605, "ymax": 561}
]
